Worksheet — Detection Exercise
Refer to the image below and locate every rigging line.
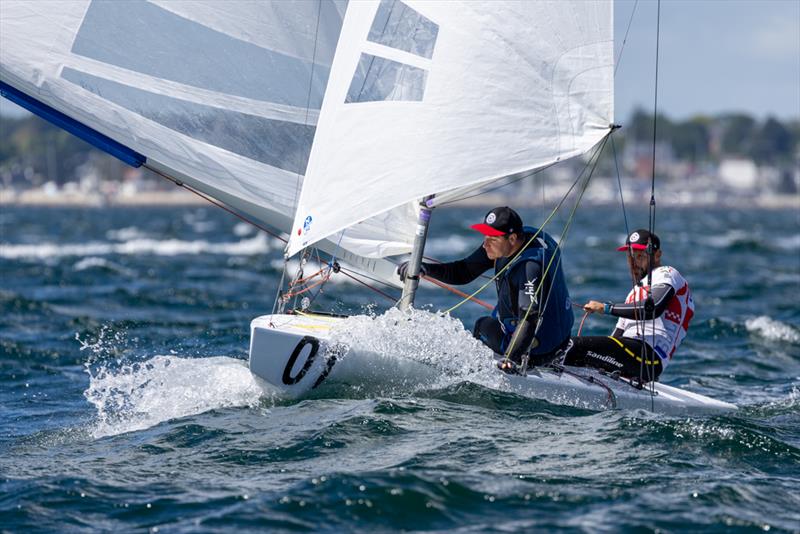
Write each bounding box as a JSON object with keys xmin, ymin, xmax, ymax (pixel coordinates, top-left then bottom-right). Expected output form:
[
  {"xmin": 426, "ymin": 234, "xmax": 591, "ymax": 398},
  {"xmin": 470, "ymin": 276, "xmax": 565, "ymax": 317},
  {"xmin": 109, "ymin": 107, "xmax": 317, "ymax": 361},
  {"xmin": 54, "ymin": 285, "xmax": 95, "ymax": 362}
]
[
  {"xmin": 444, "ymin": 132, "xmax": 611, "ymax": 316},
  {"xmin": 506, "ymin": 135, "xmax": 608, "ymax": 361},
  {"xmin": 421, "ymin": 274, "xmax": 493, "ymax": 311},
  {"xmin": 614, "ymin": 0, "xmax": 640, "ymax": 77},
  {"xmin": 444, "ymin": 137, "xmax": 608, "ymax": 315},
  {"xmin": 336, "ymin": 264, "xmax": 396, "ymax": 291},
  {"xmin": 289, "ymin": 266, "xmax": 327, "ymax": 286},
  {"xmin": 305, "ymin": 248, "xmax": 331, "ymax": 307},
  {"xmin": 283, "ymin": 0, "xmax": 324, "ymax": 305},
  {"xmin": 338, "ymin": 267, "xmax": 398, "ymax": 303},
  {"xmin": 283, "ymin": 272, "xmax": 332, "ymax": 299},
  {"xmin": 434, "ymin": 162, "xmax": 558, "ymax": 207},
  {"xmin": 611, "ymin": 136, "xmax": 631, "ymax": 239},
  {"xmin": 576, "ymin": 310, "xmax": 591, "ymax": 336},
  {"xmin": 291, "ymin": 0, "xmax": 323, "ymax": 215},
  {"xmin": 145, "ymin": 165, "xmax": 287, "ymax": 243},
  {"xmin": 648, "ymin": 0, "xmax": 661, "ymax": 250},
  {"xmin": 332, "ymin": 231, "xmax": 345, "ymax": 260},
  {"xmin": 559, "ymin": 367, "xmax": 617, "ymax": 409},
  {"xmin": 644, "ymin": 0, "xmax": 662, "ymax": 402},
  {"xmin": 272, "ymin": 261, "xmax": 288, "ymax": 314},
  {"xmin": 536, "ymin": 139, "xmax": 604, "ymax": 322}
]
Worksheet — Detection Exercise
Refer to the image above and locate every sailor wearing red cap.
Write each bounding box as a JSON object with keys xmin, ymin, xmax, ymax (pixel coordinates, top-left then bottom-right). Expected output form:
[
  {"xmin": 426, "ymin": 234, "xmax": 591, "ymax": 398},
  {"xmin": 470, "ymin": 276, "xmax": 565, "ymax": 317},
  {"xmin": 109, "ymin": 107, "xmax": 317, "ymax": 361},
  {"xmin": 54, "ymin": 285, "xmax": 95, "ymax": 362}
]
[
  {"xmin": 398, "ymin": 207, "xmax": 574, "ymax": 373},
  {"xmin": 562, "ymin": 229, "xmax": 695, "ymax": 382}
]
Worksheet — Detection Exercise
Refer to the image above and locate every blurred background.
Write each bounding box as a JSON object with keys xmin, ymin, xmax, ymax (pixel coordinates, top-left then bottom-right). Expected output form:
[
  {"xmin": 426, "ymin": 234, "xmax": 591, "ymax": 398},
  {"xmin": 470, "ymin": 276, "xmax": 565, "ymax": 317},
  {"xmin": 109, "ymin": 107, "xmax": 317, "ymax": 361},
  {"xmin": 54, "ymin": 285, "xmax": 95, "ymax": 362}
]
[{"xmin": 1, "ymin": 0, "xmax": 798, "ymax": 208}]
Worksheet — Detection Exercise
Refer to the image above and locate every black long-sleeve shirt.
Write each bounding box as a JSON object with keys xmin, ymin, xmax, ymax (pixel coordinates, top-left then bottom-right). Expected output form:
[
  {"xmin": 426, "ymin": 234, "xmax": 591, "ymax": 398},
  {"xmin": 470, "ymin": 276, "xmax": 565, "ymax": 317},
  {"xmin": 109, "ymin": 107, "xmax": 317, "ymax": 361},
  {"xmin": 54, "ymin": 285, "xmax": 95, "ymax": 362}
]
[
  {"xmin": 610, "ymin": 283, "xmax": 675, "ymax": 338},
  {"xmin": 423, "ymin": 245, "xmax": 493, "ymax": 285},
  {"xmin": 423, "ymin": 243, "xmax": 544, "ymax": 364}
]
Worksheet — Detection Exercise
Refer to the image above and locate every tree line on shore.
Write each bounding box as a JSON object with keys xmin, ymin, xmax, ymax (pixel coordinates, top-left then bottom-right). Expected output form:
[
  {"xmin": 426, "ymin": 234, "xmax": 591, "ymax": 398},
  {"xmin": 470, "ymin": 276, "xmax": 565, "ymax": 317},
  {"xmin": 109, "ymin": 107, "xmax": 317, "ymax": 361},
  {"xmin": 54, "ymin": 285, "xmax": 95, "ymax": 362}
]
[
  {"xmin": 621, "ymin": 109, "xmax": 798, "ymax": 165},
  {"xmin": 1, "ymin": 108, "xmax": 798, "ymax": 186}
]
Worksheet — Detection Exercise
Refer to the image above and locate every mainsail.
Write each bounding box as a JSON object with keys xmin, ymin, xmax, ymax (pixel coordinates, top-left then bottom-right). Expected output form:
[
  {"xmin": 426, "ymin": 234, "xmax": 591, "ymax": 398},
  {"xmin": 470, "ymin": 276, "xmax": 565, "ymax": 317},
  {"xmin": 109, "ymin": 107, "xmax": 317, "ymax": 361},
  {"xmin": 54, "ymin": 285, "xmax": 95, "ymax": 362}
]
[
  {"xmin": 0, "ymin": 0, "xmax": 415, "ymax": 286},
  {"xmin": 1, "ymin": 0, "xmax": 613, "ymax": 288},
  {"xmin": 288, "ymin": 0, "xmax": 614, "ymax": 257}
]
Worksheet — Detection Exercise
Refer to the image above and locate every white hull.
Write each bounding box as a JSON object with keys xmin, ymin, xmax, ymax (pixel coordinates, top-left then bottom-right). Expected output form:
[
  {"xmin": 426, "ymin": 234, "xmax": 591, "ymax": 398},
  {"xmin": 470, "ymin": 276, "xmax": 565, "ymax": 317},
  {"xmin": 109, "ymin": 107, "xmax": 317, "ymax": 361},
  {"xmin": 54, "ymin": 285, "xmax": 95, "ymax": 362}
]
[{"xmin": 249, "ymin": 313, "xmax": 737, "ymax": 416}]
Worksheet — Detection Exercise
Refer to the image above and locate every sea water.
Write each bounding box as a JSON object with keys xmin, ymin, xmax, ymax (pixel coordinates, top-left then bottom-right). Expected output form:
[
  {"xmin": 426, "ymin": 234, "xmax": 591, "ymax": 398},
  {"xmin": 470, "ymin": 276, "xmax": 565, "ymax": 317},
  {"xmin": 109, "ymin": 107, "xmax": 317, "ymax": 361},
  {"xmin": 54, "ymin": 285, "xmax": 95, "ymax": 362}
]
[{"xmin": 1, "ymin": 204, "xmax": 798, "ymax": 532}]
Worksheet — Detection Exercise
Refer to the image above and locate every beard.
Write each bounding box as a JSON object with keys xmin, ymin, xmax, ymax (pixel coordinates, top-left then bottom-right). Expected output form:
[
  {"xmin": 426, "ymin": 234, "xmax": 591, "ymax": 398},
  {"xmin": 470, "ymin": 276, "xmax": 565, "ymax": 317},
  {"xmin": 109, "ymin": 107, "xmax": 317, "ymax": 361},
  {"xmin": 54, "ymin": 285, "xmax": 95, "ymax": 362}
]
[{"xmin": 629, "ymin": 263, "xmax": 647, "ymax": 283}]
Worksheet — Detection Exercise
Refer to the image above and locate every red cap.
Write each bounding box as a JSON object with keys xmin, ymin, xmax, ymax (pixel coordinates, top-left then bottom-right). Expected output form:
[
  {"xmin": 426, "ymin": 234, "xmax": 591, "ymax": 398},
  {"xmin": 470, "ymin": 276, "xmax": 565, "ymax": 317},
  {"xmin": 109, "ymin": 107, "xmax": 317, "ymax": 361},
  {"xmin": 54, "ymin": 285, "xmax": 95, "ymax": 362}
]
[
  {"xmin": 470, "ymin": 223, "xmax": 507, "ymax": 236},
  {"xmin": 616, "ymin": 243, "xmax": 649, "ymax": 251}
]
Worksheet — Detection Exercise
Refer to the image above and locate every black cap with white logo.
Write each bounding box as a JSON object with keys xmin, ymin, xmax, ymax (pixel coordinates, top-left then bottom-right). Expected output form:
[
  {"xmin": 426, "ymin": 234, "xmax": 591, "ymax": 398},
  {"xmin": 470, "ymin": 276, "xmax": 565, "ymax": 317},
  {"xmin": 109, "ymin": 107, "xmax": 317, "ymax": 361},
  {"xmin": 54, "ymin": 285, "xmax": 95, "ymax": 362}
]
[
  {"xmin": 470, "ymin": 207, "xmax": 523, "ymax": 237},
  {"xmin": 617, "ymin": 229, "xmax": 660, "ymax": 251}
]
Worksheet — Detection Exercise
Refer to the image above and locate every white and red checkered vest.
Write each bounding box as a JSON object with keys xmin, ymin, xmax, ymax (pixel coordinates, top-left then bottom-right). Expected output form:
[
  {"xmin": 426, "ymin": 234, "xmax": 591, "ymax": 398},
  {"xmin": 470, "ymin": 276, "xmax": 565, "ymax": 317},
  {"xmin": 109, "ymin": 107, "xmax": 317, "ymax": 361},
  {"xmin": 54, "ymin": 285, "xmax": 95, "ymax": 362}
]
[{"xmin": 615, "ymin": 266, "xmax": 694, "ymax": 368}]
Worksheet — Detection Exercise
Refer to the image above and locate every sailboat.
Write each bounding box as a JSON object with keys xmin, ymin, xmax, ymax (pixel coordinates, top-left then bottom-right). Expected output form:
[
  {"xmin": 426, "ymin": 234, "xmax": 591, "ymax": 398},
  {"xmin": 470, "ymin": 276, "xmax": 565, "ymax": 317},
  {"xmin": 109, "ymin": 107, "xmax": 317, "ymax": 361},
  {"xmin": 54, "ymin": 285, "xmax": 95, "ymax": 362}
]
[{"xmin": 0, "ymin": 0, "xmax": 735, "ymax": 414}]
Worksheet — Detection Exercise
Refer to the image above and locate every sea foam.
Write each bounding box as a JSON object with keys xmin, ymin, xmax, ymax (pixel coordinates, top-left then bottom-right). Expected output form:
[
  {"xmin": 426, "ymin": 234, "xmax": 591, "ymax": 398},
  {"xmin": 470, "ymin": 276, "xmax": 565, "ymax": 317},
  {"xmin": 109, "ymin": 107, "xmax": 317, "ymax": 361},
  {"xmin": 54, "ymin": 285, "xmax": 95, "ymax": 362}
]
[
  {"xmin": 84, "ymin": 354, "xmax": 263, "ymax": 439},
  {"xmin": 326, "ymin": 308, "xmax": 504, "ymax": 391},
  {"xmin": 0, "ymin": 234, "xmax": 270, "ymax": 259},
  {"xmin": 79, "ymin": 326, "xmax": 264, "ymax": 438},
  {"xmin": 745, "ymin": 316, "xmax": 800, "ymax": 343}
]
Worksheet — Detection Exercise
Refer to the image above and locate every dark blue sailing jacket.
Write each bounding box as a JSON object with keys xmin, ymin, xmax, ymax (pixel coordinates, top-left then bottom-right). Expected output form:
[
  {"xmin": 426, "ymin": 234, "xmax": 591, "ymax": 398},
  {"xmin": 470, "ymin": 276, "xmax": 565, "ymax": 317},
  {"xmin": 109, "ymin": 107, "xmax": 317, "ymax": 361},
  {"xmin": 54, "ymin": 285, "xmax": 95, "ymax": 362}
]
[{"xmin": 424, "ymin": 226, "xmax": 574, "ymax": 357}]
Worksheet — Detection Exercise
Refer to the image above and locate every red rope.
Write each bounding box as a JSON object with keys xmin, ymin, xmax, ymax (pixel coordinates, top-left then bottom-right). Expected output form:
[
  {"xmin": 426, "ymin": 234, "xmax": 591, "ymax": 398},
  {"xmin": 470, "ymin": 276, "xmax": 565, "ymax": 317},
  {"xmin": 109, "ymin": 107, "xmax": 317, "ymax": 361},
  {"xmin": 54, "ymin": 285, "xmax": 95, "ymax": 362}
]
[
  {"xmin": 145, "ymin": 165, "xmax": 288, "ymax": 243},
  {"xmin": 283, "ymin": 272, "xmax": 332, "ymax": 299},
  {"xmin": 421, "ymin": 274, "xmax": 494, "ymax": 311},
  {"xmin": 147, "ymin": 166, "xmax": 482, "ymax": 308},
  {"xmin": 577, "ymin": 310, "xmax": 591, "ymax": 336},
  {"xmin": 338, "ymin": 267, "xmax": 398, "ymax": 303},
  {"xmin": 290, "ymin": 267, "xmax": 326, "ymax": 286}
]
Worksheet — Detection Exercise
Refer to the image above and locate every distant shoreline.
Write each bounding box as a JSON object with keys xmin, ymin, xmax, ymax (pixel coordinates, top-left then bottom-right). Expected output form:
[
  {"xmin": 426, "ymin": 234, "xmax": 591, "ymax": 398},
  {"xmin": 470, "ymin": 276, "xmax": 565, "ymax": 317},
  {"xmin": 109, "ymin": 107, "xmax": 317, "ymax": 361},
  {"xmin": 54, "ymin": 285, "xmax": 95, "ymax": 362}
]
[
  {"xmin": 1, "ymin": 188, "xmax": 798, "ymax": 210},
  {"xmin": 0, "ymin": 188, "xmax": 205, "ymax": 206}
]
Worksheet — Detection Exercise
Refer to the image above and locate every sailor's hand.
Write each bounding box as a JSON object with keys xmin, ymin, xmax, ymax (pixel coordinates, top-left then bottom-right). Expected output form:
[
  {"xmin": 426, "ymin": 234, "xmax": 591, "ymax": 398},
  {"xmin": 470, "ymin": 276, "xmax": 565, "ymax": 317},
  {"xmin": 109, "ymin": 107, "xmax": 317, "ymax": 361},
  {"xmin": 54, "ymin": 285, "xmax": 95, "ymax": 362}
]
[
  {"xmin": 396, "ymin": 261, "xmax": 427, "ymax": 281},
  {"xmin": 397, "ymin": 261, "xmax": 410, "ymax": 281},
  {"xmin": 498, "ymin": 359, "xmax": 521, "ymax": 375},
  {"xmin": 583, "ymin": 300, "xmax": 606, "ymax": 314}
]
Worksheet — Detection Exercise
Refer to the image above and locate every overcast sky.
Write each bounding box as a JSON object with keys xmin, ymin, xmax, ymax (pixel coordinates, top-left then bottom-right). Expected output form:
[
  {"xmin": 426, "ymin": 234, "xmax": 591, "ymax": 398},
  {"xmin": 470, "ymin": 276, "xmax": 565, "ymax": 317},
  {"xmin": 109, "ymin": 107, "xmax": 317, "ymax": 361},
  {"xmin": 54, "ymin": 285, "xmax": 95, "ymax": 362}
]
[{"xmin": 2, "ymin": 0, "xmax": 798, "ymax": 122}]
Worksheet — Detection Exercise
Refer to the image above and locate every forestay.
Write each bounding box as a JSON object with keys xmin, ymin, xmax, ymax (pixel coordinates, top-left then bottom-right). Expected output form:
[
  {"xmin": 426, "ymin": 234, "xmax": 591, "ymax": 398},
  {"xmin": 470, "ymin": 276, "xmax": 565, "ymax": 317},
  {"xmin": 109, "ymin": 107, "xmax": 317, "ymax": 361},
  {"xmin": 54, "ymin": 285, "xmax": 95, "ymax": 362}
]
[
  {"xmin": 0, "ymin": 0, "xmax": 415, "ymax": 285},
  {"xmin": 288, "ymin": 0, "xmax": 614, "ymax": 257}
]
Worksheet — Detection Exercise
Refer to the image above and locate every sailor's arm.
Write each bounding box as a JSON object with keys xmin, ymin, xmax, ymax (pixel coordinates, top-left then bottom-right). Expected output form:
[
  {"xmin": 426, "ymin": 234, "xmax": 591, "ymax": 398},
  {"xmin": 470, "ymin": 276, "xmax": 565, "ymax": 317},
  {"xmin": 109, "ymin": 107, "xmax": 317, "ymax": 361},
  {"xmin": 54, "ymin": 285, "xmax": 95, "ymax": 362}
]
[
  {"xmin": 421, "ymin": 244, "xmax": 493, "ymax": 285},
  {"xmin": 583, "ymin": 283, "xmax": 676, "ymax": 320}
]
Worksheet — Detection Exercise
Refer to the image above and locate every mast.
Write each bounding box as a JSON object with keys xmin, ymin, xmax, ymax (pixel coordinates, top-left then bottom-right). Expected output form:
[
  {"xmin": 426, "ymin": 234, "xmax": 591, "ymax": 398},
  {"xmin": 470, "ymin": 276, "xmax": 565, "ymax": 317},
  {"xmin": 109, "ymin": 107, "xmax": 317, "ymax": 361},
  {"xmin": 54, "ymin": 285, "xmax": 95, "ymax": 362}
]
[{"xmin": 398, "ymin": 196, "xmax": 435, "ymax": 311}]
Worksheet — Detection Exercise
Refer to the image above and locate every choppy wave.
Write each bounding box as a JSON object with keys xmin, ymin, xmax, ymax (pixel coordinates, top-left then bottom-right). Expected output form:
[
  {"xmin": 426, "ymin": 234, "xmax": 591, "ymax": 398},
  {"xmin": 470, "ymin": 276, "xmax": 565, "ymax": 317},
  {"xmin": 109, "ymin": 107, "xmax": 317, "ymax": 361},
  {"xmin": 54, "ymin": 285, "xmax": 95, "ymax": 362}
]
[
  {"xmin": 73, "ymin": 257, "xmax": 137, "ymax": 277},
  {"xmin": 0, "ymin": 234, "xmax": 270, "ymax": 259},
  {"xmin": 705, "ymin": 230, "xmax": 800, "ymax": 251},
  {"xmin": 84, "ymin": 355, "xmax": 263, "ymax": 438},
  {"xmin": 182, "ymin": 210, "xmax": 217, "ymax": 233},
  {"xmin": 105, "ymin": 226, "xmax": 150, "ymax": 241},
  {"xmin": 233, "ymin": 222, "xmax": 255, "ymax": 236},
  {"xmin": 745, "ymin": 316, "xmax": 800, "ymax": 343},
  {"xmin": 76, "ymin": 325, "xmax": 266, "ymax": 438}
]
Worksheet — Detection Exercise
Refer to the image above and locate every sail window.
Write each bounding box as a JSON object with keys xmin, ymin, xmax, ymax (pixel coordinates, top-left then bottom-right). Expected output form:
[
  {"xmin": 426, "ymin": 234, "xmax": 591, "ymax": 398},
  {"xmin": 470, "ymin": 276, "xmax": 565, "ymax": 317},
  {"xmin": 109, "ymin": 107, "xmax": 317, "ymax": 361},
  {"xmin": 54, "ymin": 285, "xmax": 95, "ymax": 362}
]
[
  {"xmin": 71, "ymin": 0, "xmax": 340, "ymax": 109},
  {"xmin": 346, "ymin": 55, "xmax": 427, "ymax": 103},
  {"xmin": 367, "ymin": 0, "xmax": 439, "ymax": 59},
  {"xmin": 62, "ymin": 68, "xmax": 314, "ymax": 175}
]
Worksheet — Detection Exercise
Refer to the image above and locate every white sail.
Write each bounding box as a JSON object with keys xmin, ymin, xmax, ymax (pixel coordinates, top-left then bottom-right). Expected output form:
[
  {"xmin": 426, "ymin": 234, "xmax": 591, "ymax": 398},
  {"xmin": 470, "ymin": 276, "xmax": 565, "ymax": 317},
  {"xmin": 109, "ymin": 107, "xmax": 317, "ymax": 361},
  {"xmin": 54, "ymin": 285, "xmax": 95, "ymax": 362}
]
[
  {"xmin": 0, "ymin": 0, "xmax": 412, "ymax": 286},
  {"xmin": 288, "ymin": 0, "xmax": 614, "ymax": 257}
]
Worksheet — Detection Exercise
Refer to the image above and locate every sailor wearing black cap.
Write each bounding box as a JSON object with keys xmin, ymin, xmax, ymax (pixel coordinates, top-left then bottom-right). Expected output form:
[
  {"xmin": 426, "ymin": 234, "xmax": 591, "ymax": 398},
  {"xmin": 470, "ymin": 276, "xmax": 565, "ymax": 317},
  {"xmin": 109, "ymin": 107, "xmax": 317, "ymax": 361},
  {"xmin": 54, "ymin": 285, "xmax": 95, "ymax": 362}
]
[
  {"xmin": 562, "ymin": 229, "xmax": 695, "ymax": 382},
  {"xmin": 398, "ymin": 207, "xmax": 574, "ymax": 373}
]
